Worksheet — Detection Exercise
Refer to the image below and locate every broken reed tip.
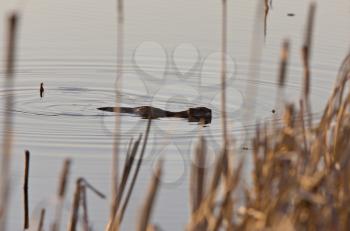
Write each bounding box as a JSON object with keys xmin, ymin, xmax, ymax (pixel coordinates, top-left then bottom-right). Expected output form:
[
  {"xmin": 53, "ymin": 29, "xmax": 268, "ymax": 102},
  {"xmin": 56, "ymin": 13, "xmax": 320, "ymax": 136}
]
[
  {"xmin": 8, "ymin": 12, "xmax": 18, "ymax": 24},
  {"xmin": 278, "ymin": 39, "xmax": 290, "ymax": 88}
]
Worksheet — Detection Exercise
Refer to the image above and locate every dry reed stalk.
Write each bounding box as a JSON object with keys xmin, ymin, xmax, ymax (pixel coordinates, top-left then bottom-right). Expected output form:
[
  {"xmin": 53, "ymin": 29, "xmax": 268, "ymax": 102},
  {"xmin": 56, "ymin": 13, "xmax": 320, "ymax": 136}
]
[
  {"xmin": 81, "ymin": 185, "xmax": 89, "ymax": 231},
  {"xmin": 51, "ymin": 158, "xmax": 71, "ymax": 231},
  {"xmin": 82, "ymin": 179, "xmax": 106, "ymax": 199},
  {"xmin": 220, "ymin": 0, "xmax": 228, "ymax": 148},
  {"xmin": 188, "ymin": 145, "xmax": 242, "ymax": 230},
  {"xmin": 113, "ymin": 135, "xmax": 142, "ymax": 215},
  {"xmin": 37, "ymin": 209, "xmax": 45, "ymax": 231},
  {"xmin": 110, "ymin": 0, "xmax": 125, "ymax": 220},
  {"xmin": 76, "ymin": 178, "xmax": 105, "ymax": 231},
  {"xmin": 220, "ymin": 0, "xmax": 231, "ymax": 187},
  {"xmin": 274, "ymin": 40, "xmax": 290, "ymax": 130},
  {"xmin": 0, "ymin": 12, "xmax": 18, "ymax": 231},
  {"xmin": 332, "ymin": 97, "xmax": 350, "ymax": 162},
  {"xmin": 77, "ymin": 178, "xmax": 106, "ymax": 230},
  {"xmin": 299, "ymin": 100, "xmax": 308, "ymax": 161},
  {"xmin": 189, "ymin": 137, "xmax": 207, "ymax": 231},
  {"xmin": 23, "ymin": 150, "xmax": 30, "ymax": 229},
  {"xmin": 278, "ymin": 40, "xmax": 289, "ymax": 89},
  {"xmin": 301, "ymin": 2, "xmax": 316, "ymax": 127},
  {"xmin": 109, "ymin": 118, "xmax": 152, "ymax": 230},
  {"xmin": 67, "ymin": 178, "xmax": 83, "ymax": 231},
  {"xmin": 210, "ymin": 160, "xmax": 243, "ymax": 231},
  {"xmin": 136, "ymin": 159, "xmax": 163, "ymax": 231},
  {"xmin": 187, "ymin": 151, "xmax": 226, "ymax": 229},
  {"xmin": 125, "ymin": 137, "xmax": 134, "ymax": 158},
  {"xmin": 190, "ymin": 137, "xmax": 207, "ymax": 213},
  {"xmin": 242, "ymin": 0, "xmax": 265, "ymax": 146}
]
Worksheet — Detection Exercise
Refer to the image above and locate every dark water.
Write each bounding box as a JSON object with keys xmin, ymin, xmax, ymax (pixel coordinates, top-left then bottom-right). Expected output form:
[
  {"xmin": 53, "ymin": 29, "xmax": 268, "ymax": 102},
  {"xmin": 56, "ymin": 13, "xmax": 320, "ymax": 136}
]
[{"xmin": 0, "ymin": 0, "xmax": 349, "ymax": 230}]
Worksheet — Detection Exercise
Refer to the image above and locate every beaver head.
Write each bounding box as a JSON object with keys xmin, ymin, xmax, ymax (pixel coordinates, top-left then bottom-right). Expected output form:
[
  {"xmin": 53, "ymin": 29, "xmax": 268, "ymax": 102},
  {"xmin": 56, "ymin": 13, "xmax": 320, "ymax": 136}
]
[{"xmin": 188, "ymin": 107, "xmax": 212, "ymax": 124}]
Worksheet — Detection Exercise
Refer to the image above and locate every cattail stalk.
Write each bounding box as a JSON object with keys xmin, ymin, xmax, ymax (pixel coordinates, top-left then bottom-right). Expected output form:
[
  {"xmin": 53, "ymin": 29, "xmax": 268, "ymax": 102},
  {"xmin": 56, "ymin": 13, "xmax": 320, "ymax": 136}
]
[
  {"xmin": 51, "ymin": 158, "xmax": 71, "ymax": 231},
  {"xmin": 23, "ymin": 150, "xmax": 30, "ymax": 229},
  {"xmin": 302, "ymin": 2, "xmax": 316, "ymax": 127},
  {"xmin": 190, "ymin": 137, "xmax": 207, "ymax": 213},
  {"xmin": 68, "ymin": 178, "xmax": 83, "ymax": 231},
  {"xmin": 275, "ymin": 40, "xmax": 290, "ymax": 117},
  {"xmin": 0, "ymin": 12, "xmax": 18, "ymax": 231},
  {"xmin": 81, "ymin": 185, "xmax": 89, "ymax": 231},
  {"xmin": 278, "ymin": 40, "xmax": 290, "ymax": 89},
  {"xmin": 136, "ymin": 159, "xmax": 163, "ymax": 231},
  {"xmin": 114, "ymin": 135, "xmax": 141, "ymax": 215},
  {"xmin": 189, "ymin": 137, "xmax": 207, "ymax": 231},
  {"xmin": 110, "ymin": 118, "xmax": 152, "ymax": 230}
]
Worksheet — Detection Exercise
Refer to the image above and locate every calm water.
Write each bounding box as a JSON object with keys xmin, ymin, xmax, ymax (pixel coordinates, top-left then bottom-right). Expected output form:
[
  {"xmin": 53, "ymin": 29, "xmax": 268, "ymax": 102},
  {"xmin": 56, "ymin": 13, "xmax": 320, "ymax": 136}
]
[{"xmin": 0, "ymin": 0, "xmax": 349, "ymax": 230}]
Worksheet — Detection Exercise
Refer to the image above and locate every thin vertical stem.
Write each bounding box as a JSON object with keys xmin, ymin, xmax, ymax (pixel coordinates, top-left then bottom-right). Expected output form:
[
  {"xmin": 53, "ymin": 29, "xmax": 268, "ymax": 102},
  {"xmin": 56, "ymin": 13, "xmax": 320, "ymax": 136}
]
[
  {"xmin": 37, "ymin": 209, "xmax": 45, "ymax": 231},
  {"xmin": 264, "ymin": 0, "xmax": 269, "ymax": 38},
  {"xmin": 0, "ymin": 12, "xmax": 18, "ymax": 231},
  {"xmin": 189, "ymin": 137, "xmax": 207, "ymax": 231},
  {"xmin": 110, "ymin": 118, "xmax": 152, "ymax": 230},
  {"xmin": 278, "ymin": 40, "xmax": 289, "ymax": 89},
  {"xmin": 221, "ymin": 0, "xmax": 228, "ymax": 147},
  {"xmin": 115, "ymin": 135, "xmax": 142, "ymax": 214},
  {"xmin": 23, "ymin": 150, "xmax": 30, "ymax": 229},
  {"xmin": 68, "ymin": 178, "xmax": 83, "ymax": 231},
  {"xmin": 242, "ymin": 0, "xmax": 265, "ymax": 148},
  {"xmin": 190, "ymin": 137, "xmax": 207, "ymax": 213},
  {"xmin": 299, "ymin": 100, "xmax": 308, "ymax": 164},
  {"xmin": 51, "ymin": 158, "xmax": 71, "ymax": 231},
  {"xmin": 302, "ymin": 2, "xmax": 316, "ymax": 127},
  {"xmin": 79, "ymin": 179, "xmax": 105, "ymax": 230},
  {"xmin": 275, "ymin": 40, "xmax": 290, "ymax": 113},
  {"xmin": 136, "ymin": 159, "xmax": 163, "ymax": 231},
  {"xmin": 81, "ymin": 185, "xmax": 89, "ymax": 231},
  {"xmin": 111, "ymin": 0, "xmax": 124, "ymax": 219}
]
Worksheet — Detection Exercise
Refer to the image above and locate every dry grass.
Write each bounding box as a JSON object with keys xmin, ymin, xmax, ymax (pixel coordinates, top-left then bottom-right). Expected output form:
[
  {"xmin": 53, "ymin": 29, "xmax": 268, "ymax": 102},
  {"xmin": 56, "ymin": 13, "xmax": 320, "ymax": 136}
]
[{"xmin": 184, "ymin": 43, "xmax": 350, "ymax": 230}]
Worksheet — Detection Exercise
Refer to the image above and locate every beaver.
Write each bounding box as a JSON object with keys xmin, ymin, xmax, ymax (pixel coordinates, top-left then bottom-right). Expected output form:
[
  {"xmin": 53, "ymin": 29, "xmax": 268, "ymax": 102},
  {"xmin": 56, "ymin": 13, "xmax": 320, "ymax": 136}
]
[{"xmin": 97, "ymin": 106, "xmax": 212, "ymax": 124}]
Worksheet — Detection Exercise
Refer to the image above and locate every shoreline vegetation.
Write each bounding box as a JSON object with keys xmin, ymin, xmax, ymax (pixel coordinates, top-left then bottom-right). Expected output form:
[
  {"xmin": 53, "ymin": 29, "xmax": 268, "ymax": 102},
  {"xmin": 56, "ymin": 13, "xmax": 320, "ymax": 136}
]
[{"xmin": 1, "ymin": 1, "xmax": 350, "ymax": 230}]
